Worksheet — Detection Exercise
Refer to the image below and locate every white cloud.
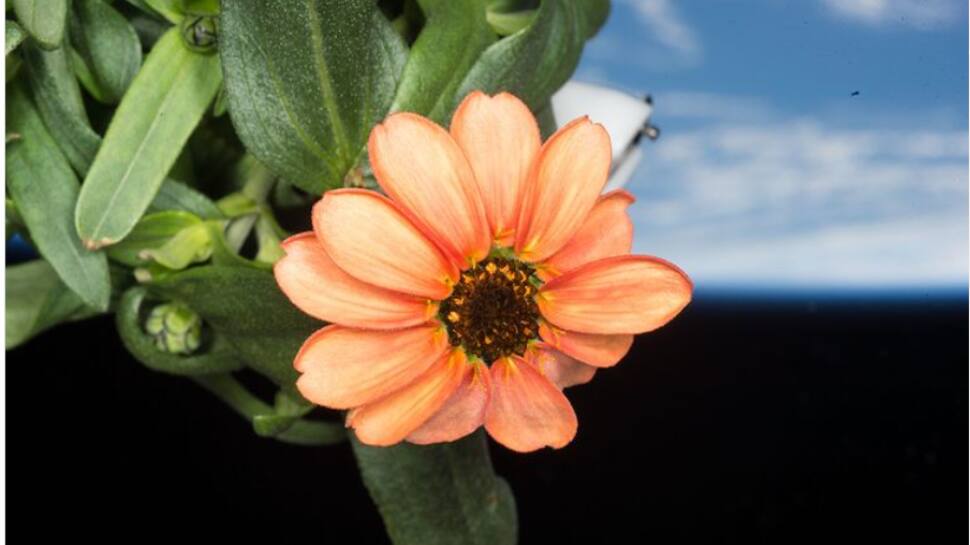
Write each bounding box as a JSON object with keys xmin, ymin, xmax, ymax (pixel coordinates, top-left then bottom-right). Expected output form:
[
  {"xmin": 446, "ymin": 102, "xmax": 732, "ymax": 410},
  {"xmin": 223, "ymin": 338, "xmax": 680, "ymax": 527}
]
[
  {"xmin": 625, "ymin": 108, "xmax": 968, "ymax": 288},
  {"xmin": 624, "ymin": 0, "xmax": 701, "ymax": 60},
  {"xmin": 584, "ymin": 0, "xmax": 701, "ymax": 69},
  {"xmin": 820, "ymin": 0, "xmax": 965, "ymax": 29},
  {"xmin": 651, "ymin": 91, "xmax": 778, "ymax": 123}
]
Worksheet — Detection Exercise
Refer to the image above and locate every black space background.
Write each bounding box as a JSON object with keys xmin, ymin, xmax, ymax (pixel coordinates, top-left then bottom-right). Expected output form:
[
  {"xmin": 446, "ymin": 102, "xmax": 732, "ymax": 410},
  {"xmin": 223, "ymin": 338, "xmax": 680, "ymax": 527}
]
[{"xmin": 6, "ymin": 293, "xmax": 967, "ymax": 543}]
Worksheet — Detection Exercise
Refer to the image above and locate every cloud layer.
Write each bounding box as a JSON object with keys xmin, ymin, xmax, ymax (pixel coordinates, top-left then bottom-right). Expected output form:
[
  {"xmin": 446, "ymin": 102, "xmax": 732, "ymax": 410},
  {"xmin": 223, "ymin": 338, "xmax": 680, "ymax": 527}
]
[
  {"xmin": 820, "ymin": 0, "xmax": 965, "ymax": 29},
  {"xmin": 627, "ymin": 106, "xmax": 968, "ymax": 288}
]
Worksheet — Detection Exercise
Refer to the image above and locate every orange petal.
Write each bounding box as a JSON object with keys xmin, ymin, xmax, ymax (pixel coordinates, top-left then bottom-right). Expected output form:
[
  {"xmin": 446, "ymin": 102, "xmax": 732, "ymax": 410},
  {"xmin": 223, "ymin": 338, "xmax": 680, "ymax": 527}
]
[
  {"xmin": 484, "ymin": 357, "xmax": 578, "ymax": 452},
  {"xmin": 313, "ymin": 189, "xmax": 457, "ymax": 300},
  {"xmin": 515, "ymin": 117, "xmax": 611, "ymax": 263},
  {"xmin": 369, "ymin": 112, "xmax": 490, "ymax": 267},
  {"xmin": 275, "ymin": 232, "xmax": 435, "ymax": 329},
  {"xmin": 350, "ymin": 348, "xmax": 467, "ymax": 446},
  {"xmin": 538, "ymin": 321, "xmax": 633, "ymax": 368},
  {"xmin": 541, "ymin": 190, "xmax": 635, "ymax": 279},
  {"xmin": 534, "ymin": 348, "xmax": 597, "ymax": 389},
  {"xmin": 295, "ymin": 324, "xmax": 448, "ymax": 410},
  {"xmin": 450, "ymin": 91, "xmax": 541, "ymax": 244},
  {"xmin": 538, "ymin": 255, "xmax": 693, "ymax": 335},
  {"xmin": 407, "ymin": 360, "xmax": 490, "ymax": 445}
]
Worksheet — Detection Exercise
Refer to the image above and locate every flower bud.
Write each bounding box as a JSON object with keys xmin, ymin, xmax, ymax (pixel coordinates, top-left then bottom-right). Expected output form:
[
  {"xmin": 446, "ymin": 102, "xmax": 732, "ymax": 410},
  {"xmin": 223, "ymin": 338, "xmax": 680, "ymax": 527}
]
[
  {"xmin": 180, "ymin": 15, "xmax": 218, "ymax": 54},
  {"xmin": 145, "ymin": 302, "xmax": 202, "ymax": 355}
]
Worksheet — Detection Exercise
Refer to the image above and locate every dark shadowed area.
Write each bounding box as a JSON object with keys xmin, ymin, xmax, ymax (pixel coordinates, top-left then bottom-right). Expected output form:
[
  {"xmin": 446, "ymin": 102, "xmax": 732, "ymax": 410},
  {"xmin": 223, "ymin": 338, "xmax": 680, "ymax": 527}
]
[{"xmin": 7, "ymin": 292, "xmax": 966, "ymax": 543}]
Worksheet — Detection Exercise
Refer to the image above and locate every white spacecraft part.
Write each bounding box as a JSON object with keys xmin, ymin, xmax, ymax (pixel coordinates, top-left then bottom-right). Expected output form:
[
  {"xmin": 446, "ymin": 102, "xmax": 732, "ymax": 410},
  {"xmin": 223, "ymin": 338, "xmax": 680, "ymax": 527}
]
[{"xmin": 550, "ymin": 80, "xmax": 656, "ymax": 190}]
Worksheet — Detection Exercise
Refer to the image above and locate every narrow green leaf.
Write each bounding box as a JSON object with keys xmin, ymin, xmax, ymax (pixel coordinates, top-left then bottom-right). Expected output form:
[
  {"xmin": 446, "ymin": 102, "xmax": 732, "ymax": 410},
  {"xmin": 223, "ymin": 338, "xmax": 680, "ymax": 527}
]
[
  {"xmin": 352, "ymin": 431, "xmax": 518, "ymax": 545},
  {"xmin": 149, "ymin": 178, "xmax": 225, "ymax": 219},
  {"xmin": 116, "ymin": 287, "xmax": 243, "ymax": 375},
  {"xmin": 22, "ymin": 41, "xmax": 101, "ymax": 173},
  {"xmin": 219, "ymin": 0, "xmax": 408, "ymax": 192},
  {"xmin": 12, "ymin": 0, "xmax": 68, "ymax": 49},
  {"xmin": 5, "ymin": 20, "xmax": 26, "ymax": 55},
  {"xmin": 193, "ymin": 373, "xmax": 345, "ymax": 446},
  {"xmin": 69, "ymin": 0, "xmax": 143, "ymax": 104},
  {"xmin": 391, "ymin": 0, "xmax": 495, "ymax": 123},
  {"xmin": 6, "ymin": 85, "xmax": 111, "ymax": 310},
  {"xmin": 454, "ymin": 0, "xmax": 588, "ymax": 112},
  {"xmin": 75, "ymin": 28, "xmax": 222, "ymax": 249},
  {"xmin": 147, "ymin": 265, "xmax": 320, "ymax": 386},
  {"xmin": 6, "ymin": 260, "xmax": 99, "ymax": 349}
]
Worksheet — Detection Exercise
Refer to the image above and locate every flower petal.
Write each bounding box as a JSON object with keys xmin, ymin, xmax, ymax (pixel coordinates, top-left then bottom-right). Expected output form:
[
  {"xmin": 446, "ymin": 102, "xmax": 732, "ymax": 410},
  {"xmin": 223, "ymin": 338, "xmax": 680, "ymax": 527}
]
[
  {"xmin": 275, "ymin": 232, "xmax": 435, "ymax": 329},
  {"xmin": 313, "ymin": 189, "xmax": 457, "ymax": 300},
  {"xmin": 407, "ymin": 360, "xmax": 490, "ymax": 445},
  {"xmin": 541, "ymin": 190, "xmax": 634, "ymax": 279},
  {"xmin": 538, "ymin": 321, "xmax": 633, "ymax": 368},
  {"xmin": 369, "ymin": 112, "xmax": 490, "ymax": 267},
  {"xmin": 485, "ymin": 357, "xmax": 578, "ymax": 452},
  {"xmin": 350, "ymin": 349, "xmax": 467, "ymax": 446},
  {"xmin": 534, "ymin": 348, "xmax": 597, "ymax": 389},
  {"xmin": 538, "ymin": 255, "xmax": 692, "ymax": 335},
  {"xmin": 450, "ymin": 91, "xmax": 541, "ymax": 243},
  {"xmin": 295, "ymin": 324, "xmax": 448, "ymax": 409},
  {"xmin": 515, "ymin": 117, "xmax": 611, "ymax": 263}
]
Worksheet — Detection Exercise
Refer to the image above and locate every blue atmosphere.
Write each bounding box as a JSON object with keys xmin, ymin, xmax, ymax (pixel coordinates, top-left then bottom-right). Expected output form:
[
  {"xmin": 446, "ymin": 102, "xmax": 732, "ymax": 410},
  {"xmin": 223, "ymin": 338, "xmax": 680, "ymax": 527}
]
[{"xmin": 575, "ymin": 0, "xmax": 968, "ymax": 291}]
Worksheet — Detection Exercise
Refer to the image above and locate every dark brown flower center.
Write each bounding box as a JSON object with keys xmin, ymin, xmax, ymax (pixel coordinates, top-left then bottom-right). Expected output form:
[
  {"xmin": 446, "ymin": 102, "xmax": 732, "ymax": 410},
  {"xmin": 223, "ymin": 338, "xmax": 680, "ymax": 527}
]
[{"xmin": 439, "ymin": 256, "xmax": 541, "ymax": 363}]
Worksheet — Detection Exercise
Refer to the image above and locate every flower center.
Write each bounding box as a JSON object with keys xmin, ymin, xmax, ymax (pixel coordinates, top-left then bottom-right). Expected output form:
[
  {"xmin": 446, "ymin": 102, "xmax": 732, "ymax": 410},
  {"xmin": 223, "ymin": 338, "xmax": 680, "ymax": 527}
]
[{"xmin": 439, "ymin": 256, "xmax": 541, "ymax": 363}]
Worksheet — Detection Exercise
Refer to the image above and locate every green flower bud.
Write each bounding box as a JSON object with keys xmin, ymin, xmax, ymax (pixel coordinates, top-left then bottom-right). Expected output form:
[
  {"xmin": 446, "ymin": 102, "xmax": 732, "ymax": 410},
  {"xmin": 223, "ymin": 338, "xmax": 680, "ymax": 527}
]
[
  {"xmin": 145, "ymin": 302, "xmax": 202, "ymax": 355},
  {"xmin": 180, "ymin": 14, "xmax": 218, "ymax": 54}
]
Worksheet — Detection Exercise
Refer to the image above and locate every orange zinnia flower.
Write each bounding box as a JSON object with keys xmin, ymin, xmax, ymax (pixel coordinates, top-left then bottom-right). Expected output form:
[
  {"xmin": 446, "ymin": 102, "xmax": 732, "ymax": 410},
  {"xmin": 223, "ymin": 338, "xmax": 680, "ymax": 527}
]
[{"xmin": 274, "ymin": 91, "xmax": 692, "ymax": 452}]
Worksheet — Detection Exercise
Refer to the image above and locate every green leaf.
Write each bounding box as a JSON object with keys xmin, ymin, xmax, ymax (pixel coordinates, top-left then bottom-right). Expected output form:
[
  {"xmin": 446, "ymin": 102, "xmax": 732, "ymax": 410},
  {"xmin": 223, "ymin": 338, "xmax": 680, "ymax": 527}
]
[
  {"xmin": 6, "ymin": 20, "xmax": 26, "ymax": 55},
  {"xmin": 69, "ymin": 0, "xmax": 143, "ymax": 104},
  {"xmin": 352, "ymin": 430, "xmax": 518, "ymax": 545},
  {"xmin": 454, "ymin": 0, "xmax": 589, "ymax": 113},
  {"xmin": 219, "ymin": 0, "xmax": 408, "ymax": 193},
  {"xmin": 75, "ymin": 28, "xmax": 222, "ymax": 249},
  {"xmin": 147, "ymin": 265, "xmax": 320, "ymax": 386},
  {"xmin": 21, "ymin": 41, "xmax": 101, "ymax": 173},
  {"xmin": 578, "ymin": 0, "xmax": 610, "ymax": 38},
  {"xmin": 391, "ymin": 0, "xmax": 495, "ymax": 123},
  {"xmin": 485, "ymin": 9, "xmax": 536, "ymax": 37},
  {"xmin": 12, "ymin": 0, "xmax": 68, "ymax": 49},
  {"xmin": 6, "ymin": 85, "xmax": 111, "ymax": 310},
  {"xmin": 116, "ymin": 287, "xmax": 244, "ymax": 375},
  {"xmin": 149, "ymin": 178, "xmax": 225, "ymax": 219},
  {"xmin": 142, "ymin": 0, "xmax": 182, "ymax": 24},
  {"xmin": 535, "ymin": 99, "xmax": 556, "ymax": 139},
  {"xmin": 107, "ymin": 210, "xmax": 204, "ymax": 269},
  {"xmin": 6, "ymin": 260, "xmax": 99, "ymax": 349},
  {"xmin": 6, "ymin": 52, "xmax": 23, "ymax": 82}
]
